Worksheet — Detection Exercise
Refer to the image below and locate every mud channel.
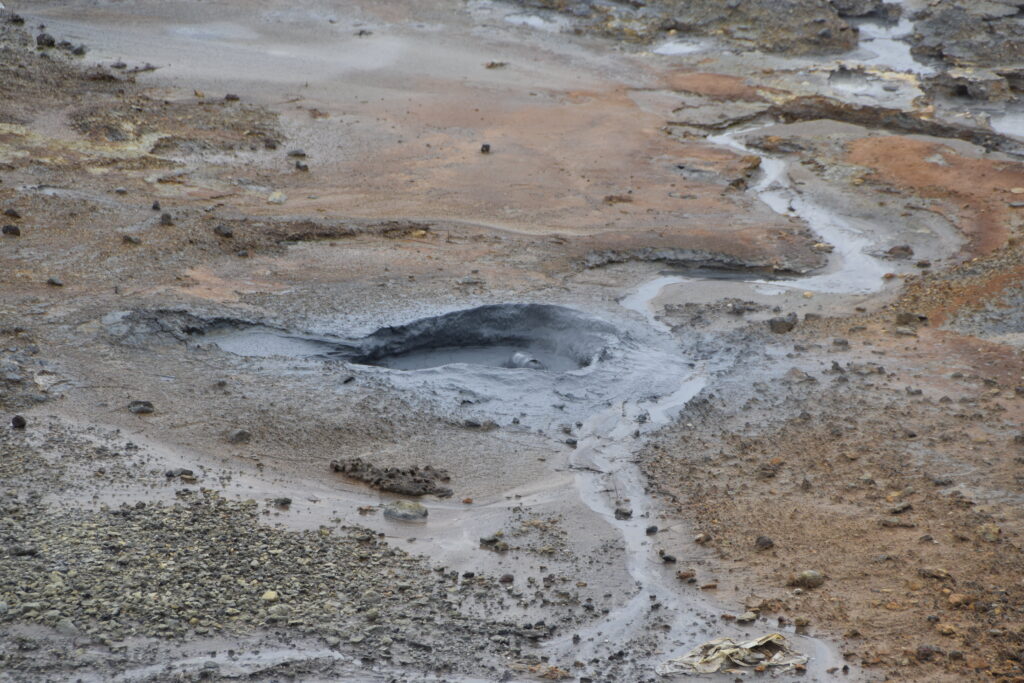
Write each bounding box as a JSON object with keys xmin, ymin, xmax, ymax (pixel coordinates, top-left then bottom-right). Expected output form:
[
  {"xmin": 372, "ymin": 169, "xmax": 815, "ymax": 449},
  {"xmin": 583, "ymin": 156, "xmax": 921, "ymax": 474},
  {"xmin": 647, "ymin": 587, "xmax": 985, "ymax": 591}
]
[{"xmin": 3, "ymin": 0, "xmax": 1024, "ymax": 681}]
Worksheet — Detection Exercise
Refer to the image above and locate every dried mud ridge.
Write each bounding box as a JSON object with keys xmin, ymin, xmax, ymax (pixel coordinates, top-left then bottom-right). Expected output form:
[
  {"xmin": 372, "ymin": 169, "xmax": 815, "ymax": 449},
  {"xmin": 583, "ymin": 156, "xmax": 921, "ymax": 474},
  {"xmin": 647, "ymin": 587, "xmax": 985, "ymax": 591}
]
[{"xmin": 670, "ymin": 95, "xmax": 1024, "ymax": 157}]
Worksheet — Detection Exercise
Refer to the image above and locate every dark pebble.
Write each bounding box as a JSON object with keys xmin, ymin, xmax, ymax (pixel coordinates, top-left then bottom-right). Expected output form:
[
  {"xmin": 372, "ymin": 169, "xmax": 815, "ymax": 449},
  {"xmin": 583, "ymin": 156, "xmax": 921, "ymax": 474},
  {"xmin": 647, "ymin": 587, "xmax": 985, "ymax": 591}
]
[
  {"xmin": 287, "ymin": 149, "xmax": 307, "ymax": 158},
  {"xmin": 499, "ymin": 574, "xmax": 514, "ymax": 584},
  {"xmin": 295, "ymin": 161, "xmax": 309, "ymax": 172},
  {"xmin": 480, "ymin": 143, "xmax": 491, "ymax": 154},
  {"xmin": 36, "ymin": 33, "xmax": 55, "ymax": 48},
  {"xmin": 11, "ymin": 415, "xmax": 27, "ymax": 429},
  {"xmin": 645, "ymin": 525, "xmax": 658, "ymax": 535},
  {"xmin": 129, "ymin": 400, "xmax": 155, "ymax": 414},
  {"xmin": 166, "ymin": 468, "xmax": 194, "ymax": 478},
  {"xmin": 2, "ymin": 225, "xmax": 20, "ymax": 236},
  {"xmin": 46, "ymin": 277, "xmax": 63, "ymax": 287},
  {"xmin": 160, "ymin": 213, "xmax": 173, "ymax": 226},
  {"xmin": 123, "ymin": 234, "xmax": 141, "ymax": 245},
  {"xmin": 214, "ymin": 224, "xmax": 233, "ymax": 238},
  {"xmin": 755, "ymin": 535, "xmax": 775, "ymax": 550},
  {"xmin": 3, "ymin": 208, "xmax": 21, "ymax": 219},
  {"xmin": 151, "ymin": 201, "xmax": 161, "ymax": 211},
  {"xmin": 225, "ymin": 93, "xmax": 240, "ymax": 101}
]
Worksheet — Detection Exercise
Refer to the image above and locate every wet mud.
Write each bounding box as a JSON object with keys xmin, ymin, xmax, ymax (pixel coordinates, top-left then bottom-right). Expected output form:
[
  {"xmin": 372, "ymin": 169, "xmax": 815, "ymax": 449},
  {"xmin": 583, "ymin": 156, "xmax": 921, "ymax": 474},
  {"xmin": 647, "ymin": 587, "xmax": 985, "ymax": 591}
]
[{"xmin": 2, "ymin": 0, "xmax": 1024, "ymax": 681}]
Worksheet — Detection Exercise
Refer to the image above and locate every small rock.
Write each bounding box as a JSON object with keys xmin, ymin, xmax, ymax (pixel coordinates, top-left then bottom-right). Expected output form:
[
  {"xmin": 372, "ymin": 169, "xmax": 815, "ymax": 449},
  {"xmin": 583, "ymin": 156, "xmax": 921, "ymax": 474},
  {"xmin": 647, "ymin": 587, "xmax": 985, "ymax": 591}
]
[
  {"xmin": 55, "ymin": 617, "xmax": 80, "ymax": 636},
  {"xmin": 151, "ymin": 201, "xmax": 161, "ymax": 211},
  {"xmin": 114, "ymin": 187, "xmax": 127, "ymax": 195},
  {"xmin": 676, "ymin": 569, "xmax": 696, "ymax": 582},
  {"xmin": 755, "ymin": 535, "xmax": 774, "ymax": 550},
  {"xmin": 267, "ymin": 191, "xmax": 287, "ymax": 205},
  {"xmin": 36, "ymin": 33, "xmax": 55, "ymax": 48},
  {"xmin": 383, "ymin": 500, "xmax": 428, "ymax": 521},
  {"xmin": 480, "ymin": 143, "xmax": 491, "ymax": 154},
  {"xmin": 1, "ymin": 225, "xmax": 20, "ymax": 236},
  {"xmin": 214, "ymin": 224, "xmax": 233, "ymax": 238},
  {"xmin": 916, "ymin": 645, "xmax": 941, "ymax": 662},
  {"xmin": 978, "ymin": 523, "xmax": 1001, "ymax": 542},
  {"xmin": 224, "ymin": 93, "xmax": 240, "ymax": 101},
  {"xmin": 260, "ymin": 590, "xmax": 279, "ymax": 602},
  {"xmin": 46, "ymin": 277, "xmax": 63, "ymax": 287},
  {"xmin": 11, "ymin": 415, "xmax": 27, "ymax": 429},
  {"xmin": 272, "ymin": 497, "xmax": 291, "ymax": 507},
  {"xmin": 129, "ymin": 400, "xmax": 154, "ymax": 414},
  {"xmin": 737, "ymin": 611, "xmax": 757, "ymax": 623},
  {"xmin": 947, "ymin": 593, "xmax": 969, "ymax": 608},
  {"xmin": 694, "ymin": 532, "xmax": 711, "ymax": 544},
  {"xmin": 2, "ymin": 208, "xmax": 20, "ymax": 219},
  {"xmin": 122, "ymin": 235, "xmax": 141, "ymax": 245},
  {"xmin": 887, "ymin": 244, "xmax": 914, "ymax": 258},
  {"xmin": 165, "ymin": 468, "xmax": 194, "ymax": 478},
  {"xmin": 768, "ymin": 314, "xmax": 797, "ymax": 333},
  {"xmin": 160, "ymin": 213, "xmax": 173, "ymax": 226},
  {"xmin": 788, "ymin": 570, "xmax": 825, "ymax": 589},
  {"xmin": 880, "ymin": 517, "xmax": 916, "ymax": 528},
  {"xmin": 645, "ymin": 525, "xmax": 658, "ymax": 535},
  {"xmin": 895, "ymin": 312, "xmax": 927, "ymax": 325},
  {"xmin": 890, "ymin": 501, "xmax": 913, "ymax": 514},
  {"xmin": 226, "ymin": 428, "xmax": 250, "ymax": 443},
  {"xmin": 614, "ymin": 507, "xmax": 632, "ymax": 520},
  {"xmin": 295, "ymin": 161, "xmax": 309, "ymax": 172},
  {"xmin": 918, "ymin": 567, "xmax": 951, "ymax": 580},
  {"xmin": 499, "ymin": 573, "xmax": 514, "ymax": 584},
  {"xmin": 267, "ymin": 603, "xmax": 290, "ymax": 618},
  {"xmin": 286, "ymin": 149, "xmax": 307, "ymax": 158}
]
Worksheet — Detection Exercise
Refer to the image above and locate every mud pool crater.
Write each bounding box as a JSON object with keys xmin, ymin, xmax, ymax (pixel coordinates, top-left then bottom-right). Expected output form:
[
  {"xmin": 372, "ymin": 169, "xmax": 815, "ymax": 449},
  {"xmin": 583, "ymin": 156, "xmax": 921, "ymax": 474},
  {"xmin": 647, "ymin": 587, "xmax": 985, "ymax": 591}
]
[{"xmin": 200, "ymin": 303, "xmax": 617, "ymax": 372}]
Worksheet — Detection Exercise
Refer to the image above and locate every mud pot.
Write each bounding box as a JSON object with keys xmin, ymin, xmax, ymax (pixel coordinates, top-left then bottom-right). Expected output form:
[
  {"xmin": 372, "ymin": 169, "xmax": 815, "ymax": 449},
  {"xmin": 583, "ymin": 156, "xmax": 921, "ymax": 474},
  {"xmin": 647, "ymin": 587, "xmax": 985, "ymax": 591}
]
[{"xmin": 3, "ymin": 0, "xmax": 1024, "ymax": 681}]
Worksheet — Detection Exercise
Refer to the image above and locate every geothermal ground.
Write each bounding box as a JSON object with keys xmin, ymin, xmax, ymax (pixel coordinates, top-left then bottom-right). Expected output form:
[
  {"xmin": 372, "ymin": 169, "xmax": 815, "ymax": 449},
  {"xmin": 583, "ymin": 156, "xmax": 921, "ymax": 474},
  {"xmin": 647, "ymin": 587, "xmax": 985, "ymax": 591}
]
[{"xmin": 2, "ymin": 0, "xmax": 1024, "ymax": 681}]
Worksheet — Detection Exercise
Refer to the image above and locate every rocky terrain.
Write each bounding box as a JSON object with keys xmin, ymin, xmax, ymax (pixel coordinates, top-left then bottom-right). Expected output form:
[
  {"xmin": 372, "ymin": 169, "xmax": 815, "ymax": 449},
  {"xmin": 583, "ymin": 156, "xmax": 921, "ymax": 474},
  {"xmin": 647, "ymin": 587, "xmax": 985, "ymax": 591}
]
[{"xmin": 2, "ymin": 0, "xmax": 1024, "ymax": 680}]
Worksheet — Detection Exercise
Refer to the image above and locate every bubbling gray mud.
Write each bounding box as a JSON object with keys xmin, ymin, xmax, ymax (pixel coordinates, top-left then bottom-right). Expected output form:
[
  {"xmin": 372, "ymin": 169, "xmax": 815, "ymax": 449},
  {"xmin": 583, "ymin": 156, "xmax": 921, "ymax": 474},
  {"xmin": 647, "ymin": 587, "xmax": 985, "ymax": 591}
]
[{"xmin": 199, "ymin": 304, "xmax": 612, "ymax": 373}]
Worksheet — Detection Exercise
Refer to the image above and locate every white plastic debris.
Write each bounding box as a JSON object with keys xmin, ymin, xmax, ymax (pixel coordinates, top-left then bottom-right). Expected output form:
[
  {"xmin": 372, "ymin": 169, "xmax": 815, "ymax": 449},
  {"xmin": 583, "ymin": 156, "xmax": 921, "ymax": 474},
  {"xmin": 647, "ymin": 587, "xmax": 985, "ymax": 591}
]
[{"xmin": 656, "ymin": 633, "xmax": 809, "ymax": 676}]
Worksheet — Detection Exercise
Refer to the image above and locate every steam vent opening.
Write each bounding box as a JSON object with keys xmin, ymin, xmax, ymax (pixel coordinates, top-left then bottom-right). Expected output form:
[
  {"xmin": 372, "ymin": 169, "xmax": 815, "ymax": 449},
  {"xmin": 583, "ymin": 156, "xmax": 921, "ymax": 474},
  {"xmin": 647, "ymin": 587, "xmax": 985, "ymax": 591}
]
[{"xmin": 344, "ymin": 304, "xmax": 617, "ymax": 372}]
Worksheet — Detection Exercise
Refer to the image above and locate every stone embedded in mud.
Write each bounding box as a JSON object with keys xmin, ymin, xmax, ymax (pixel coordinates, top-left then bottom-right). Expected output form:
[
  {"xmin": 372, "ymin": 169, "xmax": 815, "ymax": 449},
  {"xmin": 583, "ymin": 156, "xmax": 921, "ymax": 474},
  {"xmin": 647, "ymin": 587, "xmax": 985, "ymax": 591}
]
[
  {"xmin": 331, "ymin": 457, "xmax": 452, "ymax": 498},
  {"xmin": 213, "ymin": 224, "xmax": 234, "ymax": 238},
  {"xmin": 46, "ymin": 277, "xmax": 63, "ymax": 287},
  {"xmin": 3, "ymin": 208, "xmax": 20, "ymax": 219},
  {"xmin": 383, "ymin": 500, "xmax": 428, "ymax": 521},
  {"xmin": 788, "ymin": 570, "xmax": 825, "ymax": 589},
  {"xmin": 886, "ymin": 244, "xmax": 914, "ymax": 259},
  {"xmin": 755, "ymin": 535, "xmax": 774, "ymax": 551},
  {"xmin": 159, "ymin": 213, "xmax": 173, "ymax": 226},
  {"xmin": 768, "ymin": 314, "xmax": 797, "ymax": 333},
  {"xmin": 36, "ymin": 33, "xmax": 55, "ymax": 48},
  {"xmin": 11, "ymin": 415, "xmax": 26, "ymax": 429},
  {"xmin": 226, "ymin": 428, "xmax": 251, "ymax": 444},
  {"xmin": 2, "ymin": 225, "xmax": 20, "ymax": 236},
  {"xmin": 129, "ymin": 400, "xmax": 154, "ymax": 414}
]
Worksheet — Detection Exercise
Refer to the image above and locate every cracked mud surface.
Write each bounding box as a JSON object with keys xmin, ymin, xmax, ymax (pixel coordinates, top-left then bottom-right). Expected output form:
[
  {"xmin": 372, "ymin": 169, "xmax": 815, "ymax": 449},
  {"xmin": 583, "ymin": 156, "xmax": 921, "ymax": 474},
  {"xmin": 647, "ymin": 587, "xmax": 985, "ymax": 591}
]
[{"xmin": 2, "ymin": 0, "xmax": 1024, "ymax": 681}]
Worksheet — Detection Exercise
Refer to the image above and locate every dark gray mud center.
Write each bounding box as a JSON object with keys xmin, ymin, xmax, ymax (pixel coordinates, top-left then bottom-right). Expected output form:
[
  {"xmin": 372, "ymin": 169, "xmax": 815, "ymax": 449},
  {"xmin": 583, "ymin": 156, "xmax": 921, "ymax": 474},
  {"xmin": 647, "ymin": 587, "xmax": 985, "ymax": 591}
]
[{"xmin": 157, "ymin": 304, "xmax": 618, "ymax": 373}]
